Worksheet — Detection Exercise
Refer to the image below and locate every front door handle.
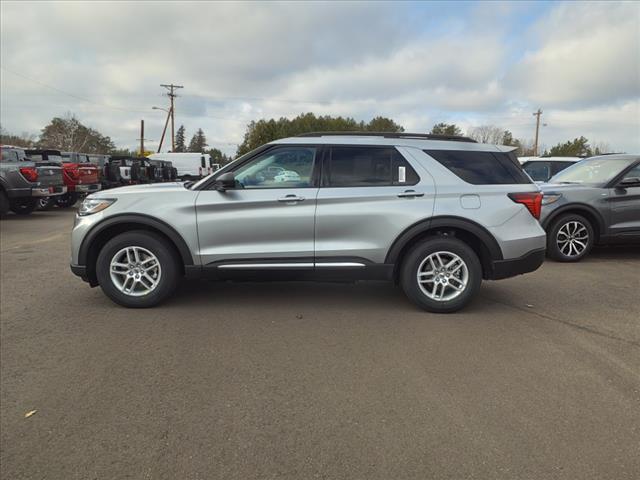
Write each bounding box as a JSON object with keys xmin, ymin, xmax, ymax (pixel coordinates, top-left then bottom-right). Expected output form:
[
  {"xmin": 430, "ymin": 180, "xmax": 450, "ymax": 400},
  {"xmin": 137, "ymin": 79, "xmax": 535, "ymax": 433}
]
[
  {"xmin": 277, "ymin": 194, "xmax": 305, "ymax": 203},
  {"xmin": 397, "ymin": 190, "xmax": 424, "ymax": 198}
]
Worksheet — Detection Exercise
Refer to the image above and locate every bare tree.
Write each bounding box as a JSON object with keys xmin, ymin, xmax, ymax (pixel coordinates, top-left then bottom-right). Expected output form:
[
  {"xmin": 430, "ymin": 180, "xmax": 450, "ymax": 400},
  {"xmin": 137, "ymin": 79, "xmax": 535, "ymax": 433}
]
[{"xmin": 468, "ymin": 125, "xmax": 505, "ymax": 144}]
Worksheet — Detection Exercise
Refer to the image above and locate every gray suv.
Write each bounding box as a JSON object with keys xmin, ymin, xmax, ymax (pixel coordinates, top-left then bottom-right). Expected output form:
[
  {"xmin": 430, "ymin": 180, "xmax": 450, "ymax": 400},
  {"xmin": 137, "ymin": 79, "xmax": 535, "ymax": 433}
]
[
  {"xmin": 1, "ymin": 146, "xmax": 66, "ymax": 215},
  {"xmin": 70, "ymin": 133, "xmax": 546, "ymax": 312},
  {"xmin": 540, "ymin": 154, "xmax": 640, "ymax": 261}
]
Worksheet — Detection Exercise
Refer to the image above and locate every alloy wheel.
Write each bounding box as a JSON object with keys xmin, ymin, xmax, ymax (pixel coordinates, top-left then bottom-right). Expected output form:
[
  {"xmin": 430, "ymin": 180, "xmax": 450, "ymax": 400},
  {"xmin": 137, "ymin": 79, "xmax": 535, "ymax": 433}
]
[
  {"xmin": 417, "ymin": 251, "xmax": 469, "ymax": 302},
  {"xmin": 556, "ymin": 221, "xmax": 589, "ymax": 258},
  {"xmin": 109, "ymin": 246, "xmax": 162, "ymax": 296}
]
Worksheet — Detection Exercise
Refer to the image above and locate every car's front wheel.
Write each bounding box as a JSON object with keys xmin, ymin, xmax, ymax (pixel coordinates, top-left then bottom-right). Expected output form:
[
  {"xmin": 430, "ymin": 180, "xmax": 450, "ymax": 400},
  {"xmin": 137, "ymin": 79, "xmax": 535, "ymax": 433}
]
[
  {"xmin": 400, "ymin": 237, "xmax": 482, "ymax": 313},
  {"xmin": 96, "ymin": 231, "xmax": 180, "ymax": 308},
  {"xmin": 547, "ymin": 213, "xmax": 594, "ymax": 262}
]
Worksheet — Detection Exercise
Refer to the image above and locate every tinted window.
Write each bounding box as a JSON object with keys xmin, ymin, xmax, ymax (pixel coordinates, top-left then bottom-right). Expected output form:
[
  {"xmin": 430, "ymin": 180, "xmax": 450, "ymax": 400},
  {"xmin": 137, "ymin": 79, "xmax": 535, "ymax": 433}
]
[
  {"xmin": 327, "ymin": 147, "xmax": 419, "ymax": 187},
  {"xmin": 425, "ymin": 150, "xmax": 531, "ymax": 185},
  {"xmin": 1, "ymin": 150, "xmax": 18, "ymax": 162},
  {"xmin": 551, "ymin": 161, "xmax": 577, "ymax": 176},
  {"xmin": 234, "ymin": 147, "xmax": 316, "ymax": 189},
  {"xmin": 523, "ymin": 162, "xmax": 551, "ymax": 182}
]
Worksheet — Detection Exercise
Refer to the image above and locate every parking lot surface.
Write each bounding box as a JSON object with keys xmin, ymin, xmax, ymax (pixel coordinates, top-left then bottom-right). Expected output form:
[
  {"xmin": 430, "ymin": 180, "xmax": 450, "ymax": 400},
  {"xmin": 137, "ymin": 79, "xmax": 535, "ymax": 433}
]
[{"xmin": 1, "ymin": 209, "xmax": 639, "ymax": 480}]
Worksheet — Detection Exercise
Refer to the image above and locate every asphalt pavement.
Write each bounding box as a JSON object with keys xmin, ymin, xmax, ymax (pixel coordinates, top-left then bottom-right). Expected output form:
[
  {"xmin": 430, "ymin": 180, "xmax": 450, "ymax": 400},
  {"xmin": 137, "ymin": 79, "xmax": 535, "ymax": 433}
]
[{"xmin": 1, "ymin": 209, "xmax": 639, "ymax": 479}]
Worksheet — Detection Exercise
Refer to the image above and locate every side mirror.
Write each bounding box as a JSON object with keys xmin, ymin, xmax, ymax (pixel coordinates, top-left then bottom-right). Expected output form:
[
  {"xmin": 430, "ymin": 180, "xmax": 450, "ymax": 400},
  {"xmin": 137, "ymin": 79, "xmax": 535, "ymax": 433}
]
[
  {"xmin": 214, "ymin": 172, "xmax": 236, "ymax": 192},
  {"xmin": 618, "ymin": 176, "xmax": 640, "ymax": 188}
]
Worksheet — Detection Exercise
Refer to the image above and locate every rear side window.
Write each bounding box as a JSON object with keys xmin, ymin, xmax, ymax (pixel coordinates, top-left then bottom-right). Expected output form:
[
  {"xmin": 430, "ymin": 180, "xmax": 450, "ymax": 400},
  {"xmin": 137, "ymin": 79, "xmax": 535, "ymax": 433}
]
[
  {"xmin": 1, "ymin": 150, "xmax": 18, "ymax": 162},
  {"xmin": 425, "ymin": 150, "xmax": 531, "ymax": 185},
  {"xmin": 326, "ymin": 146, "xmax": 419, "ymax": 187},
  {"xmin": 523, "ymin": 162, "xmax": 551, "ymax": 182},
  {"xmin": 551, "ymin": 161, "xmax": 576, "ymax": 176}
]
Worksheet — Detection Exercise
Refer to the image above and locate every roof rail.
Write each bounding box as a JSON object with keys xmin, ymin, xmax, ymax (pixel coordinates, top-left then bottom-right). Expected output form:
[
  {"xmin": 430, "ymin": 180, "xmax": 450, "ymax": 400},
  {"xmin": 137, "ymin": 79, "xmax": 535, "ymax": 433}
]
[{"xmin": 295, "ymin": 131, "xmax": 477, "ymax": 143}]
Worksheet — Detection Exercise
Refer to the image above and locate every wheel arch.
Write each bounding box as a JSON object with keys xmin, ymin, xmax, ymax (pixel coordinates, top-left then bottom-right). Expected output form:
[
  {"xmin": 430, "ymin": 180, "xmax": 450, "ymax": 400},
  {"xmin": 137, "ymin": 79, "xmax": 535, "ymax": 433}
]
[
  {"xmin": 386, "ymin": 216, "xmax": 503, "ymax": 281},
  {"xmin": 542, "ymin": 204, "xmax": 605, "ymax": 241},
  {"xmin": 78, "ymin": 214, "xmax": 194, "ymax": 285}
]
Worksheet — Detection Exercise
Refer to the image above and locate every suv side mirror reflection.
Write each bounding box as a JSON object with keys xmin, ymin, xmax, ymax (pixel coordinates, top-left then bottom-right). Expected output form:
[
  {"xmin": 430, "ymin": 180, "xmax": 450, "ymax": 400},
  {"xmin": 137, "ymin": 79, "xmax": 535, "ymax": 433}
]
[
  {"xmin": 214, "ymin": 172, "xmax": 236, "ymax": 192},
  {"xmin": 618, "ymin": 176, "xmax": 640, "ymax": 188}
]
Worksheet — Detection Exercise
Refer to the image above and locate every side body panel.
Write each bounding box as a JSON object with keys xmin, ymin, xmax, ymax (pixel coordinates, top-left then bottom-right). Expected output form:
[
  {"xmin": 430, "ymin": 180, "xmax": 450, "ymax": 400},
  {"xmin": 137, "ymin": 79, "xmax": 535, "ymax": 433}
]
[
  {"xmin": 195, "ymin": 188, "xmax": 318, "ymax": 265},
  {"xmin": 409, "ymin": 148, "xmax": 546, "ymax": 260},
  {"xmin": 314, "ymin": 146, "xmax": 436, "ymax": 263}
]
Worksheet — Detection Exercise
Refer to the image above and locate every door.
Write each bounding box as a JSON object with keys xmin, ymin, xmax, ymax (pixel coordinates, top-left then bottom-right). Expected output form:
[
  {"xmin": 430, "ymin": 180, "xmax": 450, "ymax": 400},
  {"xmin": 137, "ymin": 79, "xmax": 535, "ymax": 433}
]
[
  {"xmin": 195, "ymin": 145, "xmax": 319, "ymax": 266},
  {"xmin": 314, "ymin": 145, "xmax": 435, "ymax": 264},
  {"xmin": 608, "ymin": 164, "xmax": 640, "ymax": 237}
]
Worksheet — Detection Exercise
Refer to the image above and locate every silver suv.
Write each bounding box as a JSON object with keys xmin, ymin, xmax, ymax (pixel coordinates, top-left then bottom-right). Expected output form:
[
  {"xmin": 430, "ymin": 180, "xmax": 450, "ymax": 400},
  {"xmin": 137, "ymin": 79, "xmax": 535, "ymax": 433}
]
[{"xmin": 70, "ymin": 133, "xmax": 546, "ymax": 312}]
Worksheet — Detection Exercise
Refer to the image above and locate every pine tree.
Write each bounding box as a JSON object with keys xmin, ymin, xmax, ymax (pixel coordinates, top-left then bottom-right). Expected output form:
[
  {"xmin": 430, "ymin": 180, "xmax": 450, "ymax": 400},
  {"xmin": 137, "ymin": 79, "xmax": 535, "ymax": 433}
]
[
  {"xmin": 175, "ymin": 125, "xmax": 186, "ymax": 152},
  {"xmin": 188, "ymin": 128, "xmax": 207, "ymax": 152}
]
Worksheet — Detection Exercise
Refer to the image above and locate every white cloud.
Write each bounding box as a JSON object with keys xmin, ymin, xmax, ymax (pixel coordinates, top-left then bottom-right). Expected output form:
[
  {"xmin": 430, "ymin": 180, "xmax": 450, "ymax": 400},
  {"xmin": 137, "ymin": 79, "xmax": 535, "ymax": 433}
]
[
  {"xmin": 507, "ymin": 2, "xmax": 640, "ymax": 108},
  {"xmin": 1, "ymin": 1, "xmax": 639, "ymax": 154}
]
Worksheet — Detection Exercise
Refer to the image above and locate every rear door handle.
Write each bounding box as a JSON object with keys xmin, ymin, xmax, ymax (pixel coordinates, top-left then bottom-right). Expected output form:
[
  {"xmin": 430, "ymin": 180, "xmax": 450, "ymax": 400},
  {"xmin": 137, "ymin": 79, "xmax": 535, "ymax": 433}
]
[
  {"xmin": 397, "ymin": 190, "xmax": 424, "ymax": 198},
  {"xmin": 277, "ymin": 194, "xmax": 305, "ymax": 203}
]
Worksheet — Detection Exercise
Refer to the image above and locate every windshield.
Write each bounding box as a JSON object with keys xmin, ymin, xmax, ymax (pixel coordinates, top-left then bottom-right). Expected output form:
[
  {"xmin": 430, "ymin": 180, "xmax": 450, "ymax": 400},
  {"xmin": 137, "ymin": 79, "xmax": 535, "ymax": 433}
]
[{"xmin": 549, "ymin": 157, "xmax": 635, "ymax": 185}]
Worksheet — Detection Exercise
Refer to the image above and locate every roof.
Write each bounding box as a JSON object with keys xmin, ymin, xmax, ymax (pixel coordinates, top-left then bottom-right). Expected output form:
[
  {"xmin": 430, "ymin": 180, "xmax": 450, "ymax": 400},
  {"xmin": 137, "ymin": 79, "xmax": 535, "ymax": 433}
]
[{"xmin": 270, "ymin": 133, "xmax": 514, "ymax": 153}]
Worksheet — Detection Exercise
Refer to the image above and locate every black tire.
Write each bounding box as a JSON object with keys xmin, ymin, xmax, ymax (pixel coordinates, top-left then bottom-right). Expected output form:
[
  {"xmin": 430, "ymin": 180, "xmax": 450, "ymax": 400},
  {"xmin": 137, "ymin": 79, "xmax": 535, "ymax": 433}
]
[
  {"xmin": 9, "ymin": 198, "xmax": 38, "ymax": 215},
  {"xmin": 547, "ymin": 213, "xmax": 594, "ymax": 262},
  {"xmin": 400, "ymin": 237, "xmax": 482, "ymax": 313},
  {"xmin": 56, "ymin": 192, "xmax": 79, "ymax": 208},
  {"xmin": 96, "ymin": 231, "xmax": 180, "ymax": 308},
  {"xmin": 37, "ymin": 197, "xmax": 55, "ymax": 210},
  {"xmin": 0, "ymin": 190, "xmax": 9, "ymax": 216}
]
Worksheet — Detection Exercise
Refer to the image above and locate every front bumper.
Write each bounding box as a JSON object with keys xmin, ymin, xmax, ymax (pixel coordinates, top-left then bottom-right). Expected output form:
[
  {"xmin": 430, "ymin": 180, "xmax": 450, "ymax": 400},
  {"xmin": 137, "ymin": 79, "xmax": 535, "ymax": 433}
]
[
  {"xmin": 31, "ymin": 185, "xmax": 68, "ymax": 197},
  {"xmin": 489, "ymin": 248, "xmax": 546, "ymax": 280}
]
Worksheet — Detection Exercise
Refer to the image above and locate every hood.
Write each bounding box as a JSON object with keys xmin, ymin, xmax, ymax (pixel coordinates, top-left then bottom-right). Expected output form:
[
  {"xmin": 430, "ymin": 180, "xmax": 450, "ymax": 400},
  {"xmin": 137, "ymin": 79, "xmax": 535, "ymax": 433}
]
[
  {"xmin": 539, "ymin": 182, "xmax": 597, "ymax": 193},
  {"xmin": 91, "ymin": 182, "xmax": 186, "ymax": 197}
]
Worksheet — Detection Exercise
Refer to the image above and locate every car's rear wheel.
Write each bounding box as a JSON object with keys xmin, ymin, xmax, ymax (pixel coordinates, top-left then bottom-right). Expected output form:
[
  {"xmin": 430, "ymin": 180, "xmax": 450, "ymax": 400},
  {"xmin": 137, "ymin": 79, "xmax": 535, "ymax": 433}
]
[
  {"xmin": 547, "ymin": 213, "xmax": 594, "ymax": 262},
  {"xmin": 400, "ymin": 237, "xmax": 482, "ymax": 313},
  {"xmin": 9, "ymin": 198, "xmax": 38, "ymax": 215},
  {"xmin": 56, "ymin": 193, "xmax": 79, "ymax": 208},
  {"xmin": 96, "ymin": 231, "xmax": 180, "ymax": 308}
]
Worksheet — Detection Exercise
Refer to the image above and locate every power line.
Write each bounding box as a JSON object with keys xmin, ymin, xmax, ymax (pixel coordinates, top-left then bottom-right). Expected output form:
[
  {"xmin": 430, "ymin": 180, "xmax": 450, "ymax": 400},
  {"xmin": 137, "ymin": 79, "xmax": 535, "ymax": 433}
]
[{"xmin": 0, "ymin": 66, "xmax": 150, "ymax": 114}]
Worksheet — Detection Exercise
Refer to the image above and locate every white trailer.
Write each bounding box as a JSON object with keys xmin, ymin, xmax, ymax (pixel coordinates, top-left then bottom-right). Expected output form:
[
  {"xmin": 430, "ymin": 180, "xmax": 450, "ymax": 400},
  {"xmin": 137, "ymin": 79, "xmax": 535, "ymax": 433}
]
[{"xmin": 147, "ymin": 152, "xmax": 218, "ymax": 179}]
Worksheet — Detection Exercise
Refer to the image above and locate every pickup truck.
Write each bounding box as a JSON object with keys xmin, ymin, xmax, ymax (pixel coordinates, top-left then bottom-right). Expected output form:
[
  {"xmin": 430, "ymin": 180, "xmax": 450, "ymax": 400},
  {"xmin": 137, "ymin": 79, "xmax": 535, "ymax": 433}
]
[
  {"xmin": 1, "ymin": 146, "xmax": 66, "ymax": 215},
  {"xmin": 26, "ymin": 149, "xmax": 100, "ymax": 208}
]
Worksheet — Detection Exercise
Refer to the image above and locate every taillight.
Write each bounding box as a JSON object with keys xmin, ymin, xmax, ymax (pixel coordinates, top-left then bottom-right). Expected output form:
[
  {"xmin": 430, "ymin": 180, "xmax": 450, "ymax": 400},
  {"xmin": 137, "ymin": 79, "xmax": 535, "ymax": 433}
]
[
  {"xmin": 19, "ymin": 166, "xmax": 38, "ymax": 182},
  {"xmin": 508, "ymin": 192, "xmax": 543, "ymax": 219}
]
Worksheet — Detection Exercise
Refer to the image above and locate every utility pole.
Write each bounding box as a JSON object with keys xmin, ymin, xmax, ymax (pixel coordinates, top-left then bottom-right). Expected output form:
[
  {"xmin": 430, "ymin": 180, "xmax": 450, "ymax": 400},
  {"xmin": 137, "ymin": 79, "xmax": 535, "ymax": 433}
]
[
  {"xmin": 160, "ymin": 83, "xmax": 183, "ymax": 151},
  {"xmin": 532, "ymin": 109, "xmax": 543, "ymax": 156},
  {"xmin": 139, "ymin": 119, "xmax": 145, "ymax": 156}
]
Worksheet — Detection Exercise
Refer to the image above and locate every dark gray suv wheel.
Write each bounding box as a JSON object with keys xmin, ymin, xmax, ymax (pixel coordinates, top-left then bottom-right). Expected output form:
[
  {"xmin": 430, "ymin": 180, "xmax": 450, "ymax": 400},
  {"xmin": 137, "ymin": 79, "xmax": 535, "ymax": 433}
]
[{"xmin": 547, "ymin": 213, "xmax": 594, "ymax": 262}]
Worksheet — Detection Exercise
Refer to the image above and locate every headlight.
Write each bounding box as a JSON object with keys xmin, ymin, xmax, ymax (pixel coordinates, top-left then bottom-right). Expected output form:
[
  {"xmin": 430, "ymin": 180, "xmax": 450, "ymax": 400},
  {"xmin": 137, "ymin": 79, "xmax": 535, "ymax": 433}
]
[
  {"xmin": 541, "ymin": 193, "xmax": 562, "ymax": 205},
  {"xmin": 78, "ymin": 198, "xmax": 116, "ymax": 216}
]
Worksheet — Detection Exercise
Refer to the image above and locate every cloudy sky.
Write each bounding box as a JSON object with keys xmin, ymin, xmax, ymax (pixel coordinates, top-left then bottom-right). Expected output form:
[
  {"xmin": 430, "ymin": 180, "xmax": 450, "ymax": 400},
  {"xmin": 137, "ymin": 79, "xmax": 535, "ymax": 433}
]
[{"xmin": 1, "ymin": 1, "xmax": 639, "ymax": 155}]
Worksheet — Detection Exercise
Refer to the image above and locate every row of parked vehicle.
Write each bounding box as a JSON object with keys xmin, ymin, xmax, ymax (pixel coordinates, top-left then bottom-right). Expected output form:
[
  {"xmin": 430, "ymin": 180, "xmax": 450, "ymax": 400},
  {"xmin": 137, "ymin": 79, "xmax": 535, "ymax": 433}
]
[{"xmin": 0, "ymin": 146, "xmax": 179, "ymax": 215}]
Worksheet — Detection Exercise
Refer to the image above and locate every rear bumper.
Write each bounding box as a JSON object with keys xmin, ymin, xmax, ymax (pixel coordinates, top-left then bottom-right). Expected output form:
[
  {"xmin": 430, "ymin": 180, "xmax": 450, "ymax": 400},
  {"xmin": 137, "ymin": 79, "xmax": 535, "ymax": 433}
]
[
  {"xmin": 489, "ymin": 248, "xmax": 546, "ymax": 280},
  {"xmin": 31, "ymin": 185, "xmax": 68, "ymax": 197},
  {"xmin": 69, "ymin": 184, "xmax": 101, "ymax": 193}
]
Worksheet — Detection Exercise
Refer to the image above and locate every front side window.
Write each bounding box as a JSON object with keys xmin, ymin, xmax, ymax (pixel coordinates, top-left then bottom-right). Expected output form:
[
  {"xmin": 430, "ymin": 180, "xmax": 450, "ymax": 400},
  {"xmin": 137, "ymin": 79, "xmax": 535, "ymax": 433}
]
[
  {"xmin": 326, "ymin": 146, "xmax": 419, "ymax": 187},
  {"xmin": 550, "ymin": 157, "xmax": 637, "ymax": 185},
  {"xmin": 233, "ymin": 147, "xmax": 316, "ymax": 189}
]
